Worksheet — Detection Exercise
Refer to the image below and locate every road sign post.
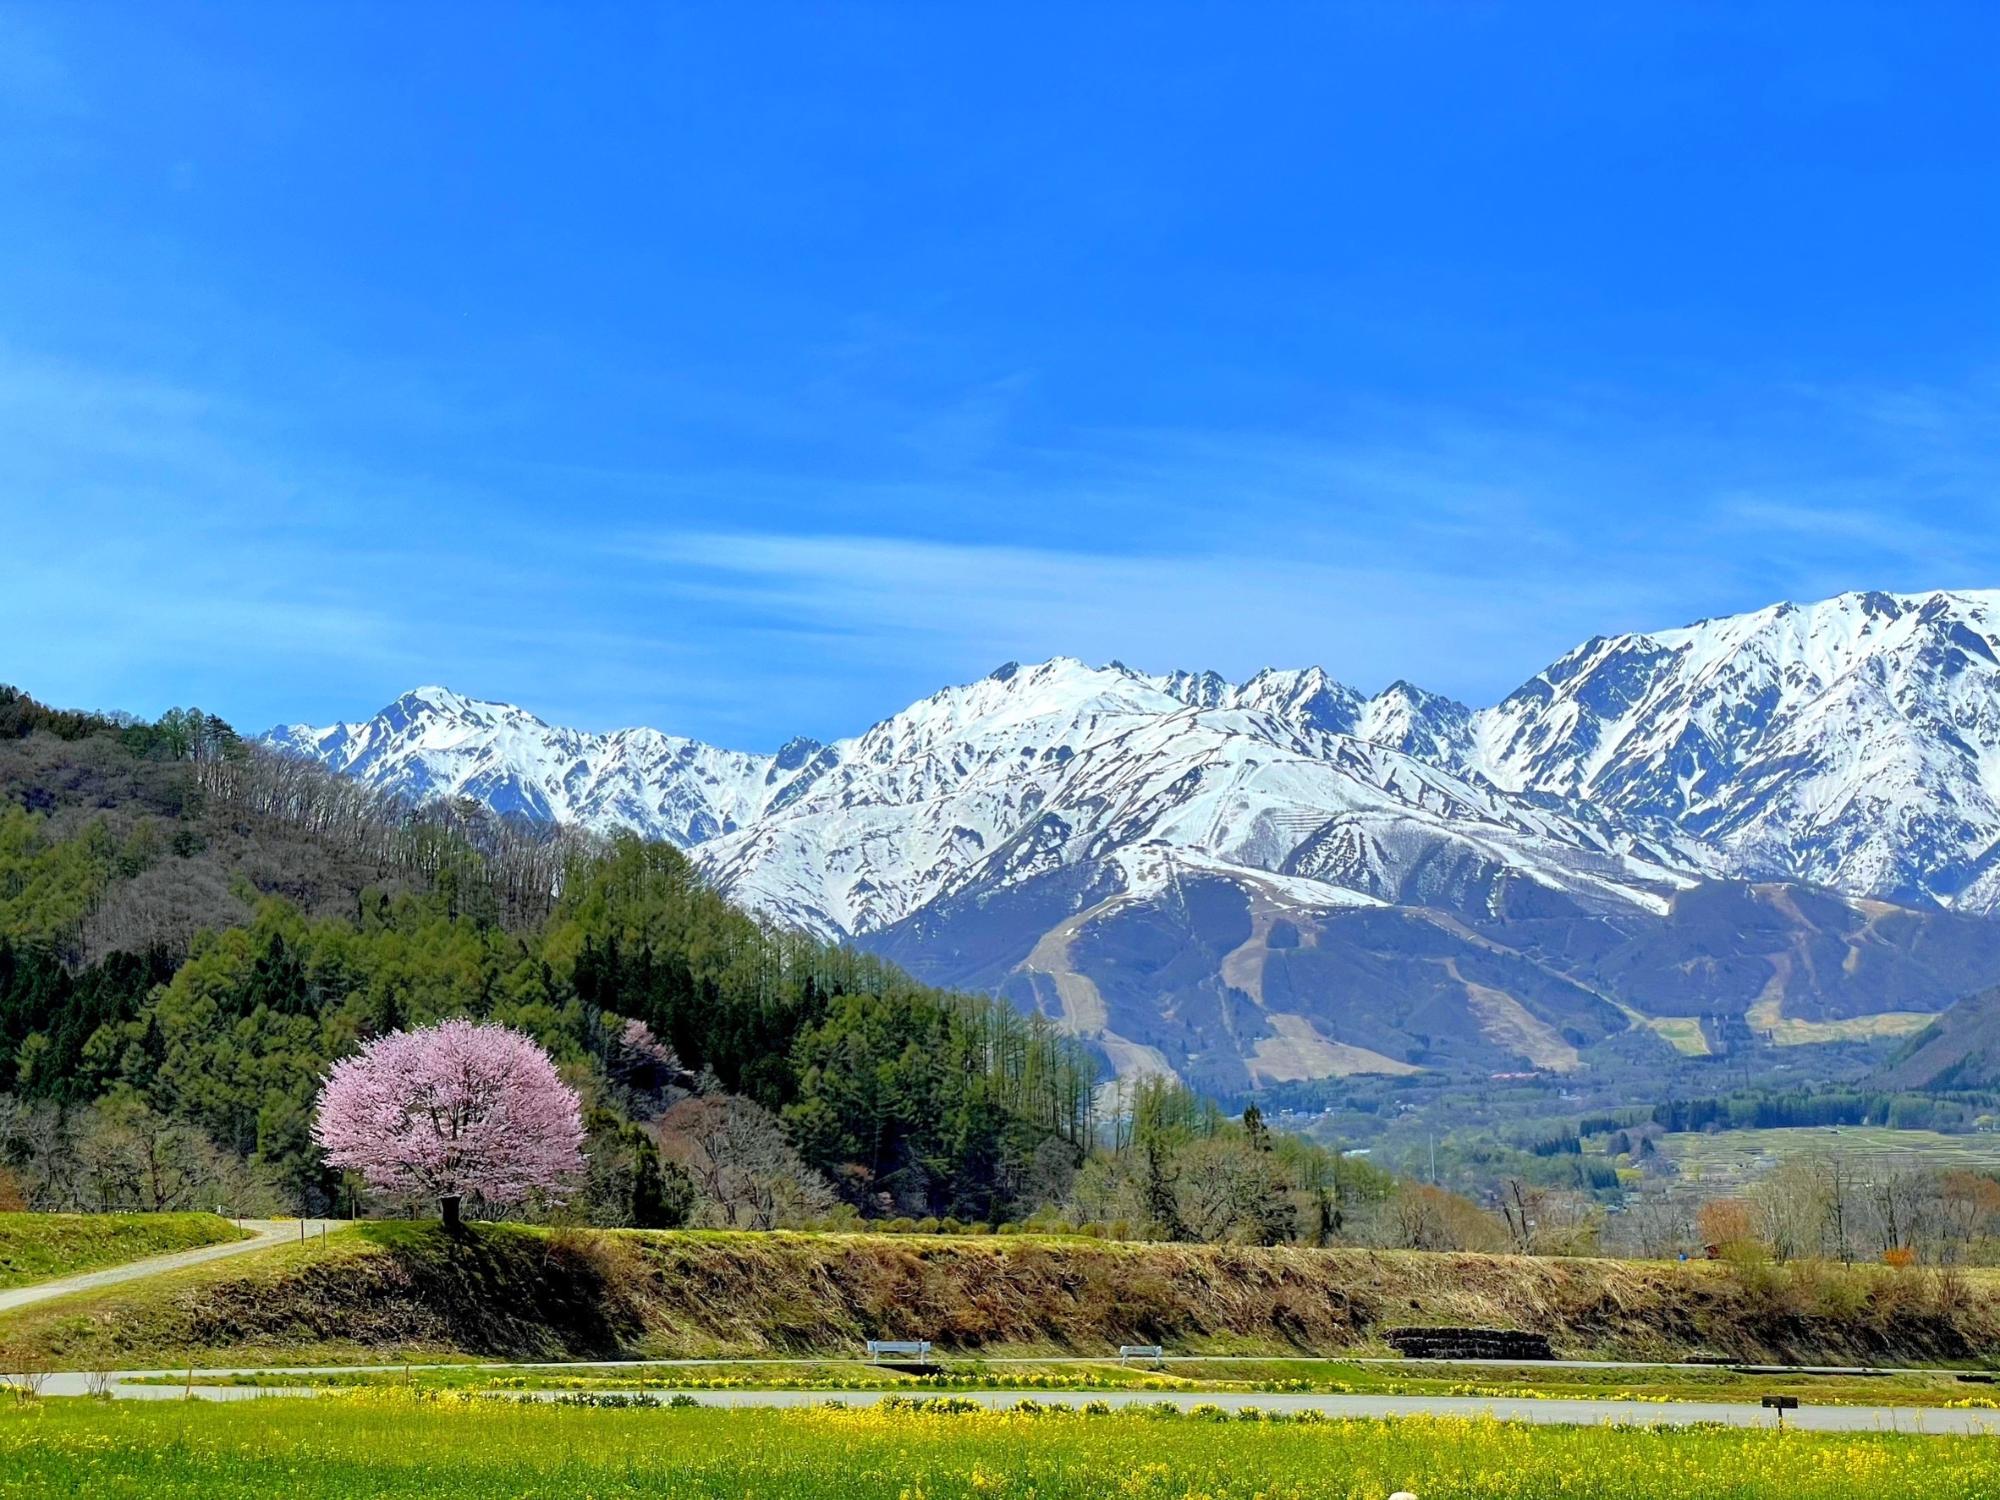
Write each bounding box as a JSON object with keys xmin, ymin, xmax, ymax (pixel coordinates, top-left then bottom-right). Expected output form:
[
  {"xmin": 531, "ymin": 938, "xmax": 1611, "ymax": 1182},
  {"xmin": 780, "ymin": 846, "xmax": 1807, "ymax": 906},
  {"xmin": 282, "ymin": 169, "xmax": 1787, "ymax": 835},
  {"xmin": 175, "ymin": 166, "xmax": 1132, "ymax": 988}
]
[{"xmin": 1761, "ymin": 1394, "xmax": 1800, "ymax": 1429}]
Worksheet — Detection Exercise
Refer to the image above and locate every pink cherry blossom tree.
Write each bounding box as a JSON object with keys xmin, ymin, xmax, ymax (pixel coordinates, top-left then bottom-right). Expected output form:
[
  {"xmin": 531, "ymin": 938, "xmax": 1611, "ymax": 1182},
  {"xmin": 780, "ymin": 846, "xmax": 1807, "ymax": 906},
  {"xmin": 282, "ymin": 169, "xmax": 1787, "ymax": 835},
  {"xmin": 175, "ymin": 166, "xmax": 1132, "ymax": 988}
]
[{"xmin": 313, "ymin": 1019, "xmax": 584, "ymax": 1231}]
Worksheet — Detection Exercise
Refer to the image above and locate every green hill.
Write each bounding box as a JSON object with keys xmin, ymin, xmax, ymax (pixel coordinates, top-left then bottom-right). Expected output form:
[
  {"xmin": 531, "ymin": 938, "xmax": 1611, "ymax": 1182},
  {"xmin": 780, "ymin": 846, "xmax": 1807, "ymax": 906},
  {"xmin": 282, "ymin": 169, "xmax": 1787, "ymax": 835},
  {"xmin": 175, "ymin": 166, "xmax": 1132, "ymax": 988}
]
[
  {"xmin": 1, "ymin": 685, "xmax": 1094, "ymax": 1226},
  {"xmin": 0, "ymin": 1211, "xmax": 245, "ymax": 1290},
  {"xmin": 1876, "ymin": 984, "xmax": 2000, "ymax": 1091}
]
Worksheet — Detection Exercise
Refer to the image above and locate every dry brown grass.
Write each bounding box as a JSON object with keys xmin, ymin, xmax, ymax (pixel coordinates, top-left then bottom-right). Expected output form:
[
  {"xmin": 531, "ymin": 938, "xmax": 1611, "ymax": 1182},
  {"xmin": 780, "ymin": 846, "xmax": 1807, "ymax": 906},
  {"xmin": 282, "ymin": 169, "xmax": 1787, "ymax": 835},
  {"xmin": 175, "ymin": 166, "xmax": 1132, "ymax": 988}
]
[
  {"xmin": 4, "ymin": 1223, "xmax": 1997, "ymax": 1371},
  {"xmin": 616, "ymin": 1235, "xmax": 2000, "ymax": 1365}
]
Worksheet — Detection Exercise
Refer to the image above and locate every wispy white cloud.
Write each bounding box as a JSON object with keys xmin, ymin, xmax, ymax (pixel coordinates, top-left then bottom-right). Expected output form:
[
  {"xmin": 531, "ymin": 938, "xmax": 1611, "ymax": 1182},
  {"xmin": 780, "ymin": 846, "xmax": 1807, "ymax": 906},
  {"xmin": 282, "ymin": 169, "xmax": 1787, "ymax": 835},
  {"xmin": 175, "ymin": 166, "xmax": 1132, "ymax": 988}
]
[
  {"xmin": 626, "ymin": 527, "xmax": 1703, "ymax": 703},
  {"xmin": 7, "ymin": 332, "xmax": 2000, "ymax": 745}
]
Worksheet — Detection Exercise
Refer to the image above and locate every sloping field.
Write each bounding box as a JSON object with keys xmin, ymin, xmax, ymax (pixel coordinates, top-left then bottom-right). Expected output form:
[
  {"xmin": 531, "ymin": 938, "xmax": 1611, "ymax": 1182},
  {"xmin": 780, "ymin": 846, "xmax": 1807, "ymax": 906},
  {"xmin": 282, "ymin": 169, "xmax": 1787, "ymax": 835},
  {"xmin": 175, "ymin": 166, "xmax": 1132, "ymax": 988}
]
[
  {"xmin": 0, "ymin": 1212, "xmax": 247, "ymax": 1291},
  {"xmin": 2, "ymin": 1222, "xmax": 1995, "ymax": 1372}
]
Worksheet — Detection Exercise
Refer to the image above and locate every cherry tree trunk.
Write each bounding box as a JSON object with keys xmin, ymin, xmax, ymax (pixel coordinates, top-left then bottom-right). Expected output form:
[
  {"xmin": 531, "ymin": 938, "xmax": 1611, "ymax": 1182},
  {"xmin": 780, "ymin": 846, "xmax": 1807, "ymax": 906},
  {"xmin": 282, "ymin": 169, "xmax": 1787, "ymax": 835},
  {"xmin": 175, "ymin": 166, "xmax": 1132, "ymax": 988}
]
[{"xmin": 440, "ymin": 1194, "xmax": 463, "ymax": 1233}]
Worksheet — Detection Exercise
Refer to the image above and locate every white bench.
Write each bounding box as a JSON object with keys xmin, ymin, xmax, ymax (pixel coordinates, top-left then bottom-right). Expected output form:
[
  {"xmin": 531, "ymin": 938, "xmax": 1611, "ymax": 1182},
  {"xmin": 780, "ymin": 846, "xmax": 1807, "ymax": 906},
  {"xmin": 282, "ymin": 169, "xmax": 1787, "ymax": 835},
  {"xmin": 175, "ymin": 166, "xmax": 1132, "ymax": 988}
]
[{"xmin": 866, "ymin": 1339, "xmax": 934, "ymax": 1362}]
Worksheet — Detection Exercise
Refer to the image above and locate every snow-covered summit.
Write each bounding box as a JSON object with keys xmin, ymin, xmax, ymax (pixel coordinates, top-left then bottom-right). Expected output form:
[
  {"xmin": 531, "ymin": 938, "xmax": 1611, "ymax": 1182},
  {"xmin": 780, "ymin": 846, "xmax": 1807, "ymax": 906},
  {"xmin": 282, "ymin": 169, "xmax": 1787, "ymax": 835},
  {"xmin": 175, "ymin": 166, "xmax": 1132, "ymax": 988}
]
[
  {"xmin": 260, "ymin": 588, "xmax": 2000, "ymax": 1089},
  {"xmin": 264, "ymin": 587, "xmax": 2000, "ymax": 924},
  {"xmin": 264, "ymin": 685, "xmax": 778, "ymax": 846},
  {"xmin": 1473, "ymin": 588, "xmax": 2000, "ymax": 907}
]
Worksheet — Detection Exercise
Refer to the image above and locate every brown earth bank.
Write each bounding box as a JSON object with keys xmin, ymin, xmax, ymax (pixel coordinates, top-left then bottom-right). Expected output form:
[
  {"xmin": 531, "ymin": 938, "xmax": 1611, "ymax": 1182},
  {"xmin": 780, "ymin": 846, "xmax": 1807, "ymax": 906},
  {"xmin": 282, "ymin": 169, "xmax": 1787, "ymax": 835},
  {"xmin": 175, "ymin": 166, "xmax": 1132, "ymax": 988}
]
[{"xmin": 3, "ymin": 1222, "xmax": 1996, "ymax": 1371}]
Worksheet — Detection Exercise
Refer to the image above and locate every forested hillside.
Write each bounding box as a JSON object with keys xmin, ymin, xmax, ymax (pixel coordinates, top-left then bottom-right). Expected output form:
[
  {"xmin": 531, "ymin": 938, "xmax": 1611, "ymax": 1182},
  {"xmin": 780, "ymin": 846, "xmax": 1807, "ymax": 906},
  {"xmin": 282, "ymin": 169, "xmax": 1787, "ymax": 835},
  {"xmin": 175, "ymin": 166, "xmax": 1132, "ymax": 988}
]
[
  {"xmin": 0, "ymin": 685, "xmax": 1098, "ymax": 1225},
  {"xmin": 8, "ymin": 685, "xmax": 2000, "ymax": 1266}
]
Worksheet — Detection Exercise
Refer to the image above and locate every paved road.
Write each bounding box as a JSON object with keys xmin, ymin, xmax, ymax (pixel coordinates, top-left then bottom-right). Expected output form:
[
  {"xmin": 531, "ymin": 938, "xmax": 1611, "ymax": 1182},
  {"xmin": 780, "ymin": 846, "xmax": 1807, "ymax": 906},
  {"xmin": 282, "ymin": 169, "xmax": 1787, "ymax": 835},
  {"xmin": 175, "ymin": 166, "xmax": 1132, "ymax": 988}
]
[
  {"xmin": 18, "ymin": 1350, "xmax": 1983, "ymax": 1388},
  {"xmin": 0, "ymin": 1220, "xmax": 346, "ymax": 1314},
  {"xmin": 20, "ymin": 1373, "xmax": 2000, "ymax": 1432}
]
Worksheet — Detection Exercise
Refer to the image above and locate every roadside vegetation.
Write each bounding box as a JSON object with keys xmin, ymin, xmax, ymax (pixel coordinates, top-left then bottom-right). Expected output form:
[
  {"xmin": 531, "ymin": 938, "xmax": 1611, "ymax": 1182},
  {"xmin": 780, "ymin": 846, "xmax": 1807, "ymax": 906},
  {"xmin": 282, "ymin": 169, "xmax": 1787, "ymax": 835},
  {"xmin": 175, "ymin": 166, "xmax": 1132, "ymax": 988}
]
[
  {"xmin": 0, "ymin": 1211, "xmax": 243, "ymax": 1291},
  {"xmin": 130, "ymin": 1356, "xmax": 2000, "ymax": 1410},
  {"xmin": 3, "ymin": 1395, "xmax": 1997, "ymax": 1499},
  {"xmin": 4, "ymin": 1220, "xmax": 1999, "ymax": 1374}
]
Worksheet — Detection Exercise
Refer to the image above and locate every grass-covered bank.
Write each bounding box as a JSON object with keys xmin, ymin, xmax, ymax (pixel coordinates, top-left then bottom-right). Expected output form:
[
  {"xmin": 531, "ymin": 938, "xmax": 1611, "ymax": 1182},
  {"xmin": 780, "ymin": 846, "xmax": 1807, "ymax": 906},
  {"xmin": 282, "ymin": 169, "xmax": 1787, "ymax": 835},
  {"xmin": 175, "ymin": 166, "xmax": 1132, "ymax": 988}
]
[
  {"xmin": 3, "ymin": 1395, "xmax": 1997, "ymax": 1499},
  {"xmin": 126, "ymin": 1356, "xmax": 2000, "ymax": 1410},
  {"xmin": 0, "ymin": 1212, "xmax": 245, "ymax": 1291},
  {"xmin": 4, "ymin": 1222, "xmax": 1999, "ymax": 1373}
]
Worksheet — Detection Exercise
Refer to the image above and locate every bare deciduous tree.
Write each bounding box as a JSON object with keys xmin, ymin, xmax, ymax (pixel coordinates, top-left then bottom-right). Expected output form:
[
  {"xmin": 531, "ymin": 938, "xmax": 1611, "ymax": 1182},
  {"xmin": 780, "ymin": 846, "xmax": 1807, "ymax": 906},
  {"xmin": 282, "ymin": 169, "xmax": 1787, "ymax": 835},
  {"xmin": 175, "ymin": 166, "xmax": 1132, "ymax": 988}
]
[
  {"xmin": 657, "ymin": 1094, "xmax": 835, "ymax": 1230},
  {"xmin": 1619, "ymin": 1184, "xmax": 1692, "ymax": 1259},
  {"xmin": 1383, "ymin": 1183, "xmax": 1505, "ymax": 1252},
  {"xmin": 77, "ymin": 1095, "xmax": 244, "ymax": 1213}
]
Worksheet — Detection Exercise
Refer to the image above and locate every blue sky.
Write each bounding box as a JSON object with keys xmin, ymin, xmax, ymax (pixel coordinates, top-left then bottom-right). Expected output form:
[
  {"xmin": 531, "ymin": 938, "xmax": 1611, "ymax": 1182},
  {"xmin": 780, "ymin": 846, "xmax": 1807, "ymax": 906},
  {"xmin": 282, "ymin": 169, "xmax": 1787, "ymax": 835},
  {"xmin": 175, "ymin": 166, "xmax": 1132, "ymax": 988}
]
[{"xmin": 4, "ymin": 3, "xmax": 1998, "ymax": 747}]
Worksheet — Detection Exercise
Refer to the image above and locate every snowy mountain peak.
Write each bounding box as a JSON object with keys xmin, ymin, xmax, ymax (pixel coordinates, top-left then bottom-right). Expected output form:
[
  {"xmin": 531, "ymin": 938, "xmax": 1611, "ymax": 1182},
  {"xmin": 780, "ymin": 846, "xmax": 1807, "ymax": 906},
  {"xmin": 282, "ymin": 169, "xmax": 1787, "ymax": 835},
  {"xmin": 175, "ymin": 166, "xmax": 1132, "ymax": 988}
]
[
  {"xmin": 1475, "ymin": 587, "xmax": 2000, "ymax": 908},
  {"xmin": 266, "ymin": 587, "xmax": 2000, "ymax": 929},
  {"xmin": 1154, "ymin": 667, "xmax": 1233, "ymax": 708},
  {"xmin": 264, "ymin": 690, "xmax": 778, "ymax": 847}
]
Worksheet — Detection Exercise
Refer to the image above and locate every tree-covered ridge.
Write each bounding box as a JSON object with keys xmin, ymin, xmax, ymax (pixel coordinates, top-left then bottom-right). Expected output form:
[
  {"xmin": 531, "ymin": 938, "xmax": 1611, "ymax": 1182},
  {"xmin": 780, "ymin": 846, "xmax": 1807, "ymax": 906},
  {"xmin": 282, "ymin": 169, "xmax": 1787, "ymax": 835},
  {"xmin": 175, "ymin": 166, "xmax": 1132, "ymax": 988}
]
[{"xmin": 0, "ymin": 685, "xmax": 1096, "ymax": 1225}]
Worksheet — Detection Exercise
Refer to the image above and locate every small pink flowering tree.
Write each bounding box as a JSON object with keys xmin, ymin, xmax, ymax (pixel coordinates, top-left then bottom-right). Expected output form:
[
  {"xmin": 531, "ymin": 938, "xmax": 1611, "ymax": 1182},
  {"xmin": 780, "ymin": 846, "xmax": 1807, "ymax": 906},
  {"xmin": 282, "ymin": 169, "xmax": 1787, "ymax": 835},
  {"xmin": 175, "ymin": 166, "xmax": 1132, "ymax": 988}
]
[{"xmin": 313, "ymin": 1019, "xmax": 584, "ymax": 1231}]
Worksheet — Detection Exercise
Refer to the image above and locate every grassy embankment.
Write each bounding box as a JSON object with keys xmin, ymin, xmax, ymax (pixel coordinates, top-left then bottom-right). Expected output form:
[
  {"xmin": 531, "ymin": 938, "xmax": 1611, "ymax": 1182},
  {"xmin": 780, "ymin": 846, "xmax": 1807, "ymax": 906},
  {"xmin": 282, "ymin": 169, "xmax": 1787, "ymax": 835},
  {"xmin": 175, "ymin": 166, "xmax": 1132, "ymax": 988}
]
[
  {"xmin": 2, "ymin": 1394, "xmax": 1996, "ymax": 1499},
  {"xmin": 0, "ymin": 1213, "xmax": 246, "ymax": 1291},
  {"xmin": 3, "ymin": 1221, "xmax": 1998, "ymax": 1374}
]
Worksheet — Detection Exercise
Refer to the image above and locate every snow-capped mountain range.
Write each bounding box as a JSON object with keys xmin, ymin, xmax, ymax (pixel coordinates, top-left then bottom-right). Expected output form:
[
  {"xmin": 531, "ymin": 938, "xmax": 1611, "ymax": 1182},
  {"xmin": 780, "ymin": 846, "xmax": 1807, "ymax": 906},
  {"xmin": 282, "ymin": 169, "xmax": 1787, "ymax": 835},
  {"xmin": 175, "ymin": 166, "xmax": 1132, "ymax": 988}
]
[
  {"xmin": 267, "ymin": 589, "xmax": 2000, "ymax": 1089},
  {"xmin": 268, "ymin": 661, "xmax": 1695, "ymax": 935}
]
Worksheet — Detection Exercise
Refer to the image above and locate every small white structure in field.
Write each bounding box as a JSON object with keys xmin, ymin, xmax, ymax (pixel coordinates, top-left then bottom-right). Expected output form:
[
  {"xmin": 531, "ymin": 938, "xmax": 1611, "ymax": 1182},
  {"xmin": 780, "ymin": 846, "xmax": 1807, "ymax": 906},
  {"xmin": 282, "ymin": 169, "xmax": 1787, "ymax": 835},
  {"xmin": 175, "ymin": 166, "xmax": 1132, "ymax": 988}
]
[{"xmin": 1389, "ymin": 1492, "xmax": 1418, "ymax": 1500}]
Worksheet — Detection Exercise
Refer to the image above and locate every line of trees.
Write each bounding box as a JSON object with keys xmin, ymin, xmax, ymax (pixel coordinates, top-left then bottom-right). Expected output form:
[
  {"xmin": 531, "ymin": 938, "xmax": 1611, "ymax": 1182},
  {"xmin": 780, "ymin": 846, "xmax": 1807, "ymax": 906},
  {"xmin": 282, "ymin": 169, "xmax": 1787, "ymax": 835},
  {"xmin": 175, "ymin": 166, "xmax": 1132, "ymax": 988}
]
[
  {"xmin": 1653, "ymin": 1089, "xmax": 1993, "ymax": 1136},
  {"xmin": 1675, "ymin": 1156, "xmax": 2000, "ymax": 1266}
]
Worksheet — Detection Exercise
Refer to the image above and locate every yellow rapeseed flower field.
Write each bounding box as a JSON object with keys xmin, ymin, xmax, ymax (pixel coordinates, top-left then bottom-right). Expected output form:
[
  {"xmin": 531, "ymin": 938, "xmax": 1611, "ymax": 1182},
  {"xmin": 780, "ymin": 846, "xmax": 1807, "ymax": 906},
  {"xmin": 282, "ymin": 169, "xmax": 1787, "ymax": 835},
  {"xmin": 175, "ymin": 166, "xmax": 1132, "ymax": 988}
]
[{"xmin": 0, "ymin": 1391, "xmax": 1996, "ymax": 1498}]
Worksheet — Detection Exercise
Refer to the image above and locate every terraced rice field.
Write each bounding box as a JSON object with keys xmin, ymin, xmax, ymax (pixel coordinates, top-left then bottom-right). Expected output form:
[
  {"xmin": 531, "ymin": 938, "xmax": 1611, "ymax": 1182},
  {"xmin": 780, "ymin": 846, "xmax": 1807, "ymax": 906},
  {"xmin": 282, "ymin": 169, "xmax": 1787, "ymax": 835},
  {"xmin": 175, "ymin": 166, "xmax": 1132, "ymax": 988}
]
[{"xmin": 1659, "ymin": 1126, "xmax": 2000, "ymax": 1195}]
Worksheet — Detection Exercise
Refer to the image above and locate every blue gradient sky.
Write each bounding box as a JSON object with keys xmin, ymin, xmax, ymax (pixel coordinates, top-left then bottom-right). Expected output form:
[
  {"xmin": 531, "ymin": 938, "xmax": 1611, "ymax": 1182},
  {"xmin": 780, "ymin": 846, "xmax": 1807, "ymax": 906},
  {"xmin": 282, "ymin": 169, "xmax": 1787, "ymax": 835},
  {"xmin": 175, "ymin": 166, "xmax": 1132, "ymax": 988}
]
[{"xmin": 5, "ymin": 3, "xmax": 1998, "ymax": 746}]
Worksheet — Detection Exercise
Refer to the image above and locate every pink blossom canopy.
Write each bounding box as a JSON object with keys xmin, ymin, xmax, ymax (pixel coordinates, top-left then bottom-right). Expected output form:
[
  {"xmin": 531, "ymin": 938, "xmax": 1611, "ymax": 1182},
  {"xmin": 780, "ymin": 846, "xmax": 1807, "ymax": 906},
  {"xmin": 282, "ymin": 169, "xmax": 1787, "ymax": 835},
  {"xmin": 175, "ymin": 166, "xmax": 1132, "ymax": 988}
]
[{"xmin": 312, "ymin": 1019, "xmax": 584, "ymax": 1208}]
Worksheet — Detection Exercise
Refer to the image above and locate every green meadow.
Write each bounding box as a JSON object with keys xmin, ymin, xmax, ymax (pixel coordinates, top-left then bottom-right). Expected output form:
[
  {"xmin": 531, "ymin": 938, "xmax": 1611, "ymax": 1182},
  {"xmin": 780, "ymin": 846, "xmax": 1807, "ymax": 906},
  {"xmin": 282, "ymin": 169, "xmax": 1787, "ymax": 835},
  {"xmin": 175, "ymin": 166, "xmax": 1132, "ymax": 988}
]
[{"xmin": 1, "ymin": 1393, "xmax": 1996, "ymax": 1499}]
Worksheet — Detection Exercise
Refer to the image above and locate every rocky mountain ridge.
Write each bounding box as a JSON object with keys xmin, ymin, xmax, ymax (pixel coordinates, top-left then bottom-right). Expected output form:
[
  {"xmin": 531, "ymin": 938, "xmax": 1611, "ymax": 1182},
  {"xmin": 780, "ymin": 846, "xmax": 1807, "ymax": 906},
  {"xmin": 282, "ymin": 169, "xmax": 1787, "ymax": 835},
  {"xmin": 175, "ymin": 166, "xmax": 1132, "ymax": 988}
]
[{"xmin": 267, "ymin": 589, "xmax": 2000, "ymax": 1090}]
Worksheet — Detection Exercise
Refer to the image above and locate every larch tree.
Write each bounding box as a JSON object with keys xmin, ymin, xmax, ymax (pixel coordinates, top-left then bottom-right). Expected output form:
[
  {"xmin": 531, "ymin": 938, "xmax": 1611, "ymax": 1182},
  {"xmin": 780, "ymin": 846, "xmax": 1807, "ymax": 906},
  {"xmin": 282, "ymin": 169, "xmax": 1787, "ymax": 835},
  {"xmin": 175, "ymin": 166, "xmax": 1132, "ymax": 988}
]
[{"xmin": 312, "ymin": 1019, "xmax": 584, "ymax": 1230}]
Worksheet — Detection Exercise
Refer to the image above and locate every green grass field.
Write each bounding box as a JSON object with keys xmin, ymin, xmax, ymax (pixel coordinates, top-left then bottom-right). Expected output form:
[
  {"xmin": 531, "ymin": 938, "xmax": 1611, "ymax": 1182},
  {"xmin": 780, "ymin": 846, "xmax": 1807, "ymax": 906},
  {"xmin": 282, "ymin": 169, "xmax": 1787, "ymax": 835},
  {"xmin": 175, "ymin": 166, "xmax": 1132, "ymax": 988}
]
[
  {"xmin": 0, "ymin": 1212, "xmax": 245, "ymax": 1291},
  {"xmin": 0, "ymin": 1394, "xmax": 1994, "ymax": 1498}
]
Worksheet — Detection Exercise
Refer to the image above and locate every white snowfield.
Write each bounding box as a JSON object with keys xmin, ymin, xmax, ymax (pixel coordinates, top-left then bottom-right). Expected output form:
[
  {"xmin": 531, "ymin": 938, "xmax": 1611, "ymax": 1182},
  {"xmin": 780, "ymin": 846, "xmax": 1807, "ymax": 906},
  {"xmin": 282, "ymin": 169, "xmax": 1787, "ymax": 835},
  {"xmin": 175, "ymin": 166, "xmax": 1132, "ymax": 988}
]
[{"xmin": 266, "ymin": 588, "xmax": 2000, "ymax": 937}]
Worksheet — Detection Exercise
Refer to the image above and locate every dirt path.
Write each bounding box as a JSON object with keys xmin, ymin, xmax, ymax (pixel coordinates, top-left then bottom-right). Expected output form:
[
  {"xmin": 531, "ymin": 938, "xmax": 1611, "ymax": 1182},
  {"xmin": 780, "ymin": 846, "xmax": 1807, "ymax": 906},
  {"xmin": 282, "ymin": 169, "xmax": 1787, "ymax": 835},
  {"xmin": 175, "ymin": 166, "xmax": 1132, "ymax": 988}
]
[{"xmin": 0, "ymin": 1220, "xmax": 346, "ymax": 1314}]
